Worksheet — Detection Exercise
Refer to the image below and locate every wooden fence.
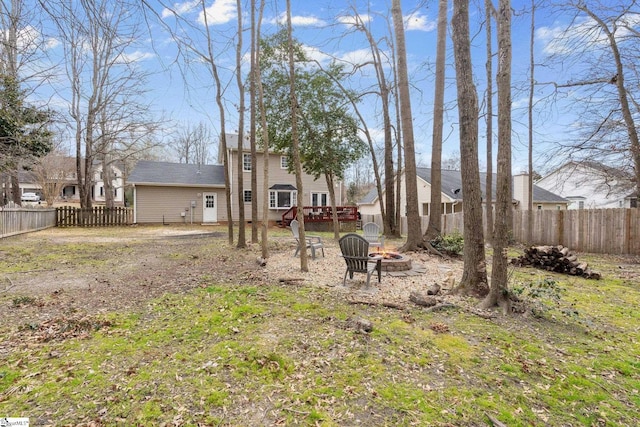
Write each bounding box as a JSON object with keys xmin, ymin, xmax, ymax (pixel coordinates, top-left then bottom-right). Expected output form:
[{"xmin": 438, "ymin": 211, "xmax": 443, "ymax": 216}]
[
  {"xmin": 56, "ymin": 206, "xmax": 133, "ymax": 227},
  {"xmin": 0, "ymin": 207, "xmax": 57, "ymax": 238},
  {"xmin": 361, "ymin": 208, "xmax": 640, "ymax": 255}
]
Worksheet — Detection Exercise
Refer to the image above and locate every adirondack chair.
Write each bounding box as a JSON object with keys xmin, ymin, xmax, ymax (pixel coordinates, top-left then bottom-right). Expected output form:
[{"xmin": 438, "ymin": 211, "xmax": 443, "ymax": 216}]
[
  {"xmin": 362, "ymin": 222, "xmax": 385, "ymax": 249},
  {"xmin": 338, "ymin": 233, "xmax": 382, "ymax": 287},
  {"xmin": 290, "ymin": 219, "xmax": 324, "ymax": 259}
]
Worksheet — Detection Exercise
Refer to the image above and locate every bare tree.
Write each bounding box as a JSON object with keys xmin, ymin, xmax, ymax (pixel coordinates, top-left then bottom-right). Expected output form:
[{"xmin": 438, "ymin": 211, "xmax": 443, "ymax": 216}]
[
  {"xmin": 424, "ymin": 0, "xmax": 448, "ymax": 241},
  {"xmin": 235, "ymin": 0, "xmax": 246, "ymax": 249},
  {"xmin": 256, "ymin": 0, "xmax": 270, "ymax": 260},
  {"xmin": 450, "ymin": 0, "xmax": 489, "ymax": 297},
  {"xmin": 171, "ymin": 122, "xmax": 215, "ymax": 165},
  {"xmin": 483, "ymin": 0, "xmax": 512, "ymax": 311},
  {"xmin": 540, "ymin": 1, "xmax": 640, "ymax": 196},
  {"xmin": 484, "ymin": 0, "xmax": 494, "ymax": 242},
  {"xmin": 249, "ymin": 0, "xmax": 258, "ymax": 244},
  {"xmin": 349, "ymin": 8, "xmax": 397, "ymax": 238},
  {"xmin": 392, "ymin": 0, "xmax": 421, "ymax": 251},
  {"xmin": 43, "ymin": 0, "xmax": 157, "ymax": 209},
  {"xmin": 31, "ymin": 151, "xmax": 75, "ymax": 206},
  {"xmin": 527, "ymin": 0, "xmax": 536, "ymax": 242}
]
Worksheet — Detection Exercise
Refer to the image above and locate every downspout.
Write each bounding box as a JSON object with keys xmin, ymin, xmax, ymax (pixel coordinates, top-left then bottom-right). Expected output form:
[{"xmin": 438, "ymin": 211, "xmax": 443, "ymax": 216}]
[{"xmin": 132, "ymin": 184, "xmax": 137, "ymax": 224}]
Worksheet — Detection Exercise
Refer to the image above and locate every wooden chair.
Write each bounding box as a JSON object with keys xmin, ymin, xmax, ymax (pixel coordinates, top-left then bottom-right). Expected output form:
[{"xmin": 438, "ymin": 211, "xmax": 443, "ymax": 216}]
[
  {"xmin": 362, "ymin": 222, "xmax": 385, "ymax": 249},
  {"xmin": 338, "ymin": 233, "xmax": 382, "ymax": 287},
  {"xmin": 290, "ymin": 219, "xmax": 324, "ymax": 259}
]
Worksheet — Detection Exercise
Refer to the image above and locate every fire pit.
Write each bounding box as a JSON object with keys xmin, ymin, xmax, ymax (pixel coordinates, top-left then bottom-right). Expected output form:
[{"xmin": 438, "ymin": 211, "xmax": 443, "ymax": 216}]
[{"xmin": 369, "ymin": 251, "xmax": 412, "ymax": 272}]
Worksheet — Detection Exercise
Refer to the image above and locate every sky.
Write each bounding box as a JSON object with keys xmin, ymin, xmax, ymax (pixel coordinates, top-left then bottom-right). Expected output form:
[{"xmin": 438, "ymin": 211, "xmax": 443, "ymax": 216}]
[{"xmin": 22, "ymin": 0, "xmax": 640, "ymax": 177}]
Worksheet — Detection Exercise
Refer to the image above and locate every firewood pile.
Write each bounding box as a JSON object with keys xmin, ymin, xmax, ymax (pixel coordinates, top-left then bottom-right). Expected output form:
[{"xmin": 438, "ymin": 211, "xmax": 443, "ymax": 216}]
[{"xmin": 511, "ymin": 245, "xmax": 601, "ymax": 280}]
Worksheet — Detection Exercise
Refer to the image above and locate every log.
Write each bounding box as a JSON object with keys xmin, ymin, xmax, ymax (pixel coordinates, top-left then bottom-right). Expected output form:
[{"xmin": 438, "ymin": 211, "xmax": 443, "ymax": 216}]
[
  {"xmin": 409, "ymin": 291, "xmax": 437, "ymax": 307},
  {"xmin": 511, "ymin": 246, "xmax": 600, "ymax": 279}
]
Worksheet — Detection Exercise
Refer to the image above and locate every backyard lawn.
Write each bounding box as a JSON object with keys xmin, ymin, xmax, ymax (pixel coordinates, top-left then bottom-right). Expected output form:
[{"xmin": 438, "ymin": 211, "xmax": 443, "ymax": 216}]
[{"xmin": 0, "ymin": 226, "xmax": 638, "ymax": 426}]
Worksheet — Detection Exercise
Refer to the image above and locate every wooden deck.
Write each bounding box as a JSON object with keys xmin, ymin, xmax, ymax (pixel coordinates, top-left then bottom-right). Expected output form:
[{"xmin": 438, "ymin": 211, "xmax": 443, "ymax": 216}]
[{"xmin": 281, "ymin": 206, "xmax": 358, "ymax": 227}]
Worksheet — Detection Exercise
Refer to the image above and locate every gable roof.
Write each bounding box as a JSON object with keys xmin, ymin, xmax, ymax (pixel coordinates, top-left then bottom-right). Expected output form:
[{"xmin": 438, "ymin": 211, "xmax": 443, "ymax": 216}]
[
  {"xmin": 359, "ymin": 168, "xmax": 567, "ymax": 204},
  {"xmin": 128, "ymin": 160, "xmax": 225, "ymax": 187}
]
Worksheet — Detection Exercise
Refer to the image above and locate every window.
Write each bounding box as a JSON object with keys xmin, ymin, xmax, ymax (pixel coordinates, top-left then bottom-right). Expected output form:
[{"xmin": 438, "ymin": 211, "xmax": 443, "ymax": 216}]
[
  {"xmin": 243, "ymin": 190, "xmax": 252, "ymax": 203},
  {"xmin": 269, "ymin": 190, "xmax": 297, "ymax": 209},
  {"xmin": 243, "ymin": 153, "xmax": 252, "ymax": 172},
  {"xmin": 311, "ymin": 192, "xmax": 328, "ymax": 206},
  {"xmin": 537, "ymin": 205, "xmax": 542, "ymax": 210},
  {"xmin": 280, "ymin": 156, "xmax": 288, "ymax": 169},
  {"xmin": 578, "ymin": 201, "xmax": 584, "ymax": 210},
  {"xmin": 556, "ymin": 205, "xmax": 561, "ymax": 210}
]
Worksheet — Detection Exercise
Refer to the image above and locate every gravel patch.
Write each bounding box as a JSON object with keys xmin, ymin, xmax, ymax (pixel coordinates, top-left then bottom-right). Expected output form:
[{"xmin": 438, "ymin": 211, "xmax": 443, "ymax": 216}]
[{"xmin": 263, "ymin": 238, "xmax": 463, "ymax": 307}]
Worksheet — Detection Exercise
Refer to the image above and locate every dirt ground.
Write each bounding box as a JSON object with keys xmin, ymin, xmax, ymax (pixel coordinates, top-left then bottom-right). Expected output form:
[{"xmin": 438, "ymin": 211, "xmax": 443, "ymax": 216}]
[{"xmin": 0, "ymin": 226, "xmax": 462, "ymax": 340}]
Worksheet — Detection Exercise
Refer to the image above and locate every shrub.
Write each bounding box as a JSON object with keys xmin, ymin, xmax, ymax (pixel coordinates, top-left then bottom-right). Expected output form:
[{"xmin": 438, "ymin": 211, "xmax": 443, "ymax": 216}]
[{"xmin": 431, "ymin": 231, "xmax": 464, "ymax": 256}]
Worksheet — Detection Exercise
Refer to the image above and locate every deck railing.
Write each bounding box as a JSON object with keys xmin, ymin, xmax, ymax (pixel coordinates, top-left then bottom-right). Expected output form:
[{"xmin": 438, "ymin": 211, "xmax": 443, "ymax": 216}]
[{"xmin": 282, "ymin": 206, "xmax": 358, "ymax": 226}]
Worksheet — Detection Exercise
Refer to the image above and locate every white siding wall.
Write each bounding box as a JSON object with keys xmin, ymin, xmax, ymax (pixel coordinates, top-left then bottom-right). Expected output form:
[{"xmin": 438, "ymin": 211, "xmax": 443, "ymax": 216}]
[
  {"xmin": 228, "ymin": 151, "xmax": 333, "ymax": 222},
  {"xmin": 134, "ymin": 185, "xmax": 226, "ymax": 224}
]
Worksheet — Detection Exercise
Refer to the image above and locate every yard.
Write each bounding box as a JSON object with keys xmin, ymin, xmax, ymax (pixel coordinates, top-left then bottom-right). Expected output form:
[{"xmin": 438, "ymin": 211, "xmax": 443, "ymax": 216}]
[{"xmin": 0, "ymin": 226, "xmax": 638, "ymax": 426}]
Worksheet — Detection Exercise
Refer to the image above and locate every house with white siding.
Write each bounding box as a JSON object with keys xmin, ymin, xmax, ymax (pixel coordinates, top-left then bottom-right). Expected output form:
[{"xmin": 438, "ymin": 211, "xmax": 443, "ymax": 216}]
[
  {"xmin": 128, "ymin": 133, "xmax": 335, "ymax": 224},
  {"xmin": 536, "ymin": 161, "xmax": 637, "ymax": 209},
  {"xmin": 358, "ymin": 168, "xmax": 568, "ymax": 217}
]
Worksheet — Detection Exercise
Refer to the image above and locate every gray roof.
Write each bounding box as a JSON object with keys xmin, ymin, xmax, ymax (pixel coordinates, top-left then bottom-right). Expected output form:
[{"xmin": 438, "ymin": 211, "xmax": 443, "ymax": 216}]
[
  {"xmin": 359, "ymin": 168, "xmax": 567, "ymax": 204},
  {"xmin": 128, "ymin": 160, "xmax": 225, "ymax": 187}
]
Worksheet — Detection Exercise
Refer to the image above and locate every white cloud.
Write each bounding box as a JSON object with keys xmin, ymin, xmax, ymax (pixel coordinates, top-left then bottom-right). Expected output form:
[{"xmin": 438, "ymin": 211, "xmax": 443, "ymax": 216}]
[
  {"xmin": 272, "ymin": 12, "xmax": 325, "ymax": 27},
  {"xmin": 197, "ymin": 0, "xmax": 237, "ymax": 26},
  {"xmin": 537, "ymin": 12, "xmax": 640, "ymax": 56},
  {"xmin": 161, "ymin": 0, "xmax": 199, "ymax": 19},
  {"xmin": 337, "ymin": 48, "xmax": 374, "ymax": 66},
  {"xmin": 301, "ymin": 45, "xmax": 331, "ymax": 64},
  {"xmin": 118, "ymin": 50, "xmax": 156, "ymax": 64},
  {"xmin": 337, "ymin": 14, "xmax": 371, "ymax": 27},
  {"xmin": 404, "ymin": 11, "xmax": 436, "ymax": 32}
]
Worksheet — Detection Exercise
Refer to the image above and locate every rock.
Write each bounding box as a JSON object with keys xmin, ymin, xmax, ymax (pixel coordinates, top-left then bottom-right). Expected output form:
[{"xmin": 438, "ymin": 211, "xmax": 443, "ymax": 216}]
[
  {"xmin": 409, "ymin": 291, "xmax": 437, "ymax": 307},
  {"xmin": 427, "ymin": 283, "xmax": 441, "ymax": 295},
  {"xmin": 348, "ymin": 317, "xmax": 373, "ymax": 333}
]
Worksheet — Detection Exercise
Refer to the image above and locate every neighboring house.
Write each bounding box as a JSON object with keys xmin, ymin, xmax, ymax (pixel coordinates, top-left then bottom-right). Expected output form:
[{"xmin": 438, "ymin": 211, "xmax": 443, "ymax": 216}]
[
  {"xmin": 536, "ymin": 161, "xmax": 637, "ymax": 209},
  {"xmin": 2, "ymin": 158, "xmax": 124, "ymax": 205},
  {"xmin": 59, "ymin": 161, "xmax": 125, "ymax": 205},
  {"xmin": 127, "ymin": 133, "xmax": 335, "ymax": 224},
  {"xmin": 358, "ymin": 168, "xmax": 568, "ymax": 217}
]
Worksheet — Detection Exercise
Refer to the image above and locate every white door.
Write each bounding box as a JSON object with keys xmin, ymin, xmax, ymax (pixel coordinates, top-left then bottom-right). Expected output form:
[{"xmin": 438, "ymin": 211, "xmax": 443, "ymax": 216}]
[{"xmin": 203, "ymin": 193, "xmax": 217, "ymax": 223}]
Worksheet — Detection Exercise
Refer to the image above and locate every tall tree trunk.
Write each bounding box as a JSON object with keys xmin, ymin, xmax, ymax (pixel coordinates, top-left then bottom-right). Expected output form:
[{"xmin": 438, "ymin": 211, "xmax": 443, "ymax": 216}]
[
  {"xmin": 352, "ymin": 10, "xmax": 398, "ymax": 236},
  {"xmin": 527, "ymin": 0, "xmax": 535, "ymax": 243},
  {"xmin": 392, "ymin": 0, "xmax": 421, "ymax": 251},
  {"xmin": 483, "ymin": 0, "xmax": 512, "ymax": 311},
  {"xmin": 424, "ymin": 0, "xmax": 448, "ymax": 241},
  {"xmin": 250, "ymin": 0, "xmax": 258, "ymax": 243},
  {"xmin": 390, "ymin": 33, "xmax": 403, "ymax": 237},
  {"xmin": 485, "ymin": 0, "xmax": 494, "ymax": 243},
  {"xmin": 451, "ymin": 0, "xmax": 489, "ymax": 297},
  {"xmin": 256, "ymin": 0, "xmax": 270, "ymax": 259},
  {"xmin": 236, "ymin": 0, "xmax": 246, "ymax": 248},
  {"xmin": 356, "ymin": 13, "xmax": 395, "ymax": 236},
  {"xmin": 286, "ymin": 0, "xmax": 307, "ymax": 271},
  {"xmin": 200, "ymin": 0, "xmax": 232, "ymax": 243}
]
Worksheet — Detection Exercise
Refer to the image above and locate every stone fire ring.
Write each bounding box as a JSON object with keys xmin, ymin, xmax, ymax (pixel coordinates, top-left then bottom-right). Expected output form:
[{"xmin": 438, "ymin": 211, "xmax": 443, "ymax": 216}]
[{"xmin": 368, "ymin": 252, "xmax": 427, "ymax": 277}]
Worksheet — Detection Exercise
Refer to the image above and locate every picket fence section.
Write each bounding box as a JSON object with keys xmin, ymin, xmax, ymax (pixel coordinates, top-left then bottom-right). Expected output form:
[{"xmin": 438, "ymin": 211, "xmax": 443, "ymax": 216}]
[
  {"xmin": 362, "ymin": 208, "xmax": 639, "ymax": 255},
  {"xmin": 0, "ymin": 207, "xmax": 57, "ymax": 238},
  {"xmin": 56, "ymin": 206, "xmax": 133, "ymax": 227}
]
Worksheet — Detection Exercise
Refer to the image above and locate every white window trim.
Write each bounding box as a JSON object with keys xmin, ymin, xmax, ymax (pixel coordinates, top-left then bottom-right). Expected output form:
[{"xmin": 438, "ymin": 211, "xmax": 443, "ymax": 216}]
[
  {"xmin": 243, "ymin": 153, "xmax": 252, "ymax": 172},
  {"xmin": 269, "ymin": 190, "xmax": 297, "ymax": 209},
  {"xmin": 310, "ymin": 192, "xmax": 329, "ymax": 206},
  {"xmin": 243, "ymin": 190, "xmax": 252, "ymax": 203},
  {"xmin": 280, "ymin": 156, "xmax": 288, "ymax": 169}
]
